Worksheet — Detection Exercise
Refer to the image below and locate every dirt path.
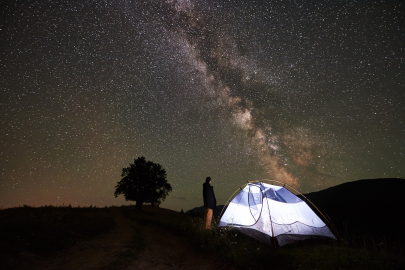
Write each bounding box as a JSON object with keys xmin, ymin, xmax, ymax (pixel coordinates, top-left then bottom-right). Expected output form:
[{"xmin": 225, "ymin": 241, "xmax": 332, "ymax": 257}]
[{"xmin": 9, "ymin": 209, "xmax": 234, "ymax": 270}]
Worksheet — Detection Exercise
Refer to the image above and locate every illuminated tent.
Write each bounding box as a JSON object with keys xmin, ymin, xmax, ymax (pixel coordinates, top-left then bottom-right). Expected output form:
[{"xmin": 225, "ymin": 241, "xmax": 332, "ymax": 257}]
[{"xmin": 218, "ymin": 181, "xmax": 337, "ymax": 247}]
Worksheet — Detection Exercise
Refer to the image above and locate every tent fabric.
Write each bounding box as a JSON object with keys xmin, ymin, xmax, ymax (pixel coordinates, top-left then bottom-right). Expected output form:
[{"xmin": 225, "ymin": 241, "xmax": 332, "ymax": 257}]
[{"xmin": 218, "ymin": 182, "xmax": 336, "ymax": 246}]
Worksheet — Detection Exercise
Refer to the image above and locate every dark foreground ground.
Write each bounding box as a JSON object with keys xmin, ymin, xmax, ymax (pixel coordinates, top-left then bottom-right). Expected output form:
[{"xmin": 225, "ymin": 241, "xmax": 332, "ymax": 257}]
[{"xmin": 0, "ymin": 206, "xmax": 233, "ymax": 270}]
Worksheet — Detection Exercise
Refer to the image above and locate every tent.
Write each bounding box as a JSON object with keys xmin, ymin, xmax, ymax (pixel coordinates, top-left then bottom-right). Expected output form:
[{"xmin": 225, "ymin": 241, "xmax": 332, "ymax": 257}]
[{"xmin": 218, "ymin": 180, "xmax": 337, "ymax": 247}]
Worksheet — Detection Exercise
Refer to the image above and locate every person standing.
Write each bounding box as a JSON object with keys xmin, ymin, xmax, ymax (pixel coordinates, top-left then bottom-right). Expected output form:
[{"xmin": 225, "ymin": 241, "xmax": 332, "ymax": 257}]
[{"xmin": 203, "ymin": 177, "xmax": 216, "ymax": 229}]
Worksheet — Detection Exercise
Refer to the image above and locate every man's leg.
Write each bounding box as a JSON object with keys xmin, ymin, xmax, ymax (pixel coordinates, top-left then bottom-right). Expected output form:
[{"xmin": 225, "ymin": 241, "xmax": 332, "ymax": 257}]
[
  {"xmin": 205, "ymin": 208, "xmax": 213, "ymax": 229},
  {"xmin": 203, "ymin": 207, "xmax": 208, "ymax": 229}
]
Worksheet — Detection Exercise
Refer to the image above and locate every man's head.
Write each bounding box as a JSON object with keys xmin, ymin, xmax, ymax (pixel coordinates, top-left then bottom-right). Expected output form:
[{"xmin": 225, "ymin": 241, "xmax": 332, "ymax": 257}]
[{"xmin": 205, "ymin": 177, "xmax": 211, "ymax": 183}]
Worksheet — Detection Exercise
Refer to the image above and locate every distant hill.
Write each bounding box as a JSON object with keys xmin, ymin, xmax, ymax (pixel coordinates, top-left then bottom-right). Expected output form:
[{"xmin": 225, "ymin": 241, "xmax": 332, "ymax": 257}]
[
  {"xmin": 185, "ymin": 205, "xmax": 226, "ymax": 219},
  {"xmin": 301, "ymin": 178, "xmax": 405, "ymax": 243}
]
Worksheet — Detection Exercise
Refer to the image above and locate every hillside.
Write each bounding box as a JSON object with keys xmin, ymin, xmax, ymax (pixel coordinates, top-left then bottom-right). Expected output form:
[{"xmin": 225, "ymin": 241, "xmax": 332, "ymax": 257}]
[{"xmin": 185, "ymin": 205, "xmax": 225, "ymax": 218}]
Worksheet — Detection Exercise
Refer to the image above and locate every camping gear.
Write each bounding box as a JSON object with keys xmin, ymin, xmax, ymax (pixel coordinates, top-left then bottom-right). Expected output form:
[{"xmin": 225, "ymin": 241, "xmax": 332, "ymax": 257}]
[{"xmin": 218, "ymin": 180, "xmax": 337, "ymax": 247}]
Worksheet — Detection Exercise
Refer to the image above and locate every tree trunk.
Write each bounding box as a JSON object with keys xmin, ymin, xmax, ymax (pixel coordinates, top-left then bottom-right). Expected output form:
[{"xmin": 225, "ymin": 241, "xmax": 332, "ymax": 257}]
[{"xmin": 135, "ymin": 200, "xmax": 143, "ymax": 210}]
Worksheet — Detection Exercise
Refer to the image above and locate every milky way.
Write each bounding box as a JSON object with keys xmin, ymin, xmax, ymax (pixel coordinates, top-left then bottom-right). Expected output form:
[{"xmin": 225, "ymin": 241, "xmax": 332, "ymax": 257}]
[{"xmin": 1, "ymin": 0, "xmax": 404, "ymax": 211}]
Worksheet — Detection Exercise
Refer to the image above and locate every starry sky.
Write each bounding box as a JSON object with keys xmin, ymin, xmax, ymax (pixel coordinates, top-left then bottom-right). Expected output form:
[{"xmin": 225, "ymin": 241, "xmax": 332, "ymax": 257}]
[{"xmin": 1, "ymin": 0, "xmax": 404, "ymax": 211}]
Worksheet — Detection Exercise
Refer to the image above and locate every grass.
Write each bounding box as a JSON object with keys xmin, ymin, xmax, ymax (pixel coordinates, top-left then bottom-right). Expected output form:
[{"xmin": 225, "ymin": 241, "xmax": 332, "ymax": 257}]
[
  {"xmin": 130, "ymin": 206, "xmax": 405, "ymax": 270},
  {"xmin": 1, "ymin": 205, "xmax": 404, "ymax": 269},
  {"xmin": 0, "ymin": 205, "xmax": 116, "ymax": 256}
]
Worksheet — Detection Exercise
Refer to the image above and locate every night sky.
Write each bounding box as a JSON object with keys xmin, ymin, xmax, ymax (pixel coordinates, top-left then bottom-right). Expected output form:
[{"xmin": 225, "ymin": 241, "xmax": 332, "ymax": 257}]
[{"xmin": 1, "ymin": 0, "xmax": 404, "ymax": 211}]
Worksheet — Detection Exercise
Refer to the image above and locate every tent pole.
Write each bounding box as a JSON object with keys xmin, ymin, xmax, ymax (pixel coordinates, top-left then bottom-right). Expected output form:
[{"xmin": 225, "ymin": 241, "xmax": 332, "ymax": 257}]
[{"xmin": 221, "ymin": 179, "xmax": 340, "ymax": 245}]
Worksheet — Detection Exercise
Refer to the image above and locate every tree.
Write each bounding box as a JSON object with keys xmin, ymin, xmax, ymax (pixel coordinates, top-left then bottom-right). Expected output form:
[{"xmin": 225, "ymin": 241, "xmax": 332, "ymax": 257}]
[{"xmin": 114, "ymin": 157, "xmax": 172, "ymax": 210}]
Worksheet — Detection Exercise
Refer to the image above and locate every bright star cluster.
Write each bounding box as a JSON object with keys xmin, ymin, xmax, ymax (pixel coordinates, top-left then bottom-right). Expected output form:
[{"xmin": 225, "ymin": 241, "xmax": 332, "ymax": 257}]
[{"xmin": 1, "ymin": 0, "xmax": 404, "ymax": 211}]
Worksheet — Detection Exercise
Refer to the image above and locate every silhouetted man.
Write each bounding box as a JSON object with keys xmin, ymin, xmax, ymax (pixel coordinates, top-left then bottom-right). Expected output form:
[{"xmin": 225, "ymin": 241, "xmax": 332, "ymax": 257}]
[{"xmin": 203, "ymin": 176, "xmax": 216, "ymax": 229}]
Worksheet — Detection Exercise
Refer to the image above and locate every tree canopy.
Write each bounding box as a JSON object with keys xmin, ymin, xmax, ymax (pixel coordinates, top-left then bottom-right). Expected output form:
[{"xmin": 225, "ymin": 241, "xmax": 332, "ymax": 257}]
[{"xmin": 114, "ymin": 157, "xmax": 172, "ymax": 210}]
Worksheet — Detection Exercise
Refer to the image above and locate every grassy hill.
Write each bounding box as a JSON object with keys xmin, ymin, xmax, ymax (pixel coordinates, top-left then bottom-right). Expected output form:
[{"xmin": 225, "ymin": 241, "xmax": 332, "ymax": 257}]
[{"xmin": 1, "ymin": 179, "xmax": 405, "ymax": 269}]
